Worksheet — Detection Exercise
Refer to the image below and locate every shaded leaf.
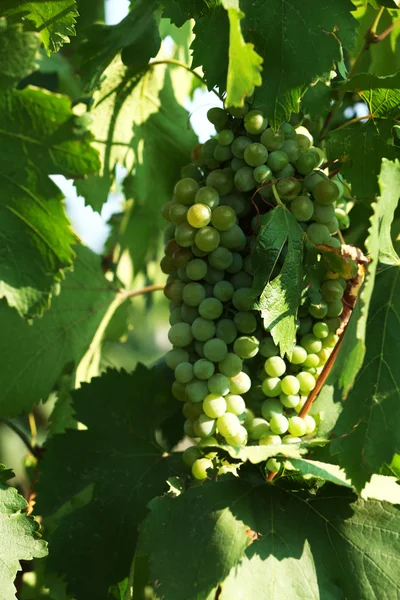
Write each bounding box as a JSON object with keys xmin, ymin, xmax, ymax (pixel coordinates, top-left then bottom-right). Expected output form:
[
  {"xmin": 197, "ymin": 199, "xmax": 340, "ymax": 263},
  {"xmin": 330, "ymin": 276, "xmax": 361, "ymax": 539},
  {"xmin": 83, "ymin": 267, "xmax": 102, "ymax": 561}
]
[
  {"xmin": 0, "ymin": 20, "xmax": 39, "ymax": 88},
  {"xmin": 302, "ymin": 81, "xmax": 332, "ymax": 119}
]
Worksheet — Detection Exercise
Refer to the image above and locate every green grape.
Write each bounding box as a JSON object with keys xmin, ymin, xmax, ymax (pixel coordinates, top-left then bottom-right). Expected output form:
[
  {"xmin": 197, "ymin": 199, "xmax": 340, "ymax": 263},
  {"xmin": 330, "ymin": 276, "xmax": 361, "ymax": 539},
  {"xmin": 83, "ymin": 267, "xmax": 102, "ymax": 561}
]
[
  {"xmin": 199, "ymin": 297, "xmax": 223, "ymax": 320},
  {"xmin": 214, "ymin": 143, "xmax": 233, "ymax": 162},
  {"xmin": 211, "ymin": 205, "xmax": 237, "ymax": 232},
  {"xmin": 232, "ymin": 136, "xmax": 252, "ymax": 158},
  {"xmin": 327, "ymin": 236, "xmax": 341, "ymax": 250},
  {"xmin": 183, "ymin": 446, "xmax": 203, "ymax": 467},
  {"xmin": 187, "ymin": 203, "xmax": 212, "ymax": 228},
  {"xmin": 226, "ymin": 252, "xmax": 243, "ymax": 273},
  {"xmin": 261, "ymin": 398, "xmax": 283, "ymax": 419},
  {"xmin": 265, "ymin": 356, "xmax": 286, "ymax": 377},
  {"xmin": 234, "ymin": 311, "xmax": 257, "ymax": 333},
  {"xmin": 202, "ymin": 138, "xmax": 219, "ymax": 160},
  {"xmin": 303, "ymin": 170, "xmax": 327, "ymax": 191},
  {"xmin": 228, "ymin": 371, "xmax": 251, "ymax": 394},
  {"xmin": 203, "ymin": 393, "xmax": 227, "ymax": 418},
  {"xmin": 168, "ymin": 322, "xmax": 193, "ymax": 347},
  {"xmin": 224, "ymin": 425, "xmax": 248, "ymax": 446},
  {"xmin": 297, "ymin": 133, "xmax": 311, "ymax": 152},
  {"xmin": 194, "ymin": 341, "xmax": 205, "ymax": 357},
  {"xmin": 195, "ymin": 186, "xmax": 220, "ymax": 209},
  {"xmin": 300, "ymin": 333, "xmax": 322, "ymax": 354},
  {"xmin": 281, "ymin": 375, "xmax": 300, "ymax": 395},
  {"xmin": 267, "ymin": 150, "xmax": 289, "ymax": 172},
  {"xmin": 183, "ymin": 401, "xmax": 203, "ymax": 421},
  {"xmin": 249, "ymin": 418, "xmax": 270, "ymax": 440},
  {"xmin": 313, "ymin": 180, "xmax": 340, "ymax": 205},
  {"xmin": 325, "ymin": 317, "xmax": 341, "ymax": 332},
  {"xmin": 163, "ymin": 222, "xmax": 176, "ymax": 244},
  {"xmin": 175, "ymin": 361, "xmax": 194, "ymax": 384},
  {"xmin": 318, "ymin": 348, "xmax": 331, "ymax": 364},
  {"xmin": 160, "ymin": 255, "xmax": 176, "ymax": 275},
  {"xmin": 203, "ymin": 338, "xmax": 228, "ymax": 362},
  {"xmin": 165, "ymin": 348, "xmax": 189, "ymax": 370},
  {"xmin": 260, "ymin": 128, "xmax": 284, "ymax": 150},
  {"xmin": 230, "ymin": 271, "xmax": 253, "ymax": 290},
  {"xmin": 296, "ymin": 371, "xmax": 316, "ymax": 394},
  {"xmin": 186, "ymin": 379, "xmax": 209, "ymax": 404},
  {"xmin": 244, "ymin": 143, "xmax": 268, "ymax": 167},
  {"xmin": 207, "ymin": 374, "xmax": 230, "ymax": 396},
  {"xmin": 181, "ymin": 303, "xmax": 199, "ymax": 324},
  {"xmin": 217, "ymin": 412, "xmax": 241, "ymax": 437},
  {"xmin": 218, "ymin": 129, "xmax": 234, "ymax": 146},
  {"xmin": 191, "ymin": 317, "xmax": 216, "ymax": 342},
  {"xmin": 280, "ymin": 122, "xmax": 297, "ymax": 139},
  {"xmin": 205, "ymin": 265, "xmax": 225, "ymax": 285},
  {"xmin": 313, "ymin": 203, "xmax": 335, "ymax": 224},
  {"xmin": 198, "ymin": 436, "xmax": 219, "ymax": 448},
  {"xmin": 234, "ymin": 335, "xmax": 259, "ymax": 359},
  {"xmin": 288, "ymin": 416, "xmax": 307, "ymax": 437},
  {"xmin": 276, "ymin": 163, "xmax": 295, "ymax": 178},
  {"xmin": 173, "ymin": 247, "xmax": 193, "ymax": 268},
  {"xmin": 304, "ymin": 414, "xmax": 316, "ymax": 434},
  {"xmin": 183, "ymin": 419, "xmax": 195, "ymax": 437},
  {"xmin": 266, "ymin": 458, "xmax": 280, "ymax": 473},
  {"xmin": 326, "ymin": 299, "xmax": 343, "ymax": 317},
  {"xmin": 193, "ymin": 358, "xmax": 215, "ymax": 380},
  {"xmin": 288, "ymin": 345, "xmax": 307, "ymax": 365},
  {"xmin": 181, "ymin": 163, "xmax": 203, "ymax": 181},
  {"xmin": 313, "ymin": 321, "xmax": 329, "ymax": 339},
  {"xmin": 172, "ymin": 381, "xmax": 188, "ymax": 402},
  {"xmin": 290, "ymin": 196, "xmax": 314, "ymax": 222},
  {"xmin": 308, "ymin": 147, "xmax": 324, "ymax": 167},
  {"xmin": 275, "ymin": 177, "xmax": 301, "ymax": 201},
  {"xmin": 303, "ymin": 353, "xmax": 320, "ymax": 368},
  {"xmin": 308, "ymin": 301, "xmax": 328, "ymax": 319},
  {"xmin": 177, "ymin": 267, "xmax": 190, "ymax": 282},
  {"xmin": 164, "ymin": 280, "xmax": 185, "ymax": 303},
  {"xmin": 261, "ymin": 377, "xmax": 282, "ymax": 397},
  {"xmin": 259, "ymin": 337, "xmax": 279, "ymax": 357},
  {"xmin": 306, "ymin": 223, "xmax": 331, "ymax": 245},
  {"xmin": 294, "ymin": 397, "xmax": 307, "ymax": 414},
  {"xmin": 296, "ymin": 151, "xmax": 317, "ymax": 175},
  {"xmin": 162, "ymin": 200, "xmax": 175, "ymax": 221},
  {"xmin": 225, "ymin": 394, "xmax": 245, "ymax": 415},
  {"xmin": 194, "ymin": 414, "xmax": 217, "ymax": 438},
  {"xmin": 282, "ymin": 435, "xmax": 302, "ymax": 444},
  {"xmin": 169, "ymin": 203, "xmax": 189, "ymax": 224},
  {"xmin": 208, "ymin": 247, "xmax": 233, "ymax": 270},
  {"xmin": 253, "ymin": 165, "xmax": 273, "ymax": 185},
  {"xmin": 219, "ymin": 225, "xmax": 246, "ymax": 250},
  {"xmin": 242, "ymin": 408, "xmax": 255, "ymax": 428},
  {"xmin": 182, "ymin": 282, "xmax": 206, "ymax": 307},
  {"xmin": 220, "ymin": 193, "xmax": 247, "ymax": 217},
  {"xmin": 234, "ymin": 166, "xmax": 257, "ymax": 192},
  {"xmin": 326, "ymin": 217, "xmax": 339, "ymax": 234},
  {"xmin": 175, "ymin": 222, "xmax": 197, "ymax": 247},
  {"xmin": 207, "ymin": 107, "xmax": 228, "ymax": 128},
  {"xmin": 219, "ymin": 353, "xmax": 243, "ymax": 377},
  {"xmin": 323, "ymin": 332, "xmax": 339, "ymax": 348},
  {"xmin": 206, "ymin": 170, "xmax": 234, "ymax": 196},
  {"xmin": 215, "ymin": 319, "xmax": 237, "ymax": 344},
  {"xmin": 260, "ymin": 434, "xmax": 282, "ymax": 445},
  {"xmin": 320, "ymin": 280, "xmax": 344, "ymax": 302},
  {"xmin": 281, "ymin": 139, "xmax": 300, "ymax": 162},
  {"xmin": 174, "ymin": 178, "xmax": 199, "ymax": 204},
  {"xmin": 269, "ymin": 414, "xmax": 289, "ymax": 435},
  {"xmin": 336, "ymin": 209, "xmax": 350, "ymax": 230},
  {"xmin": 186, "ymin": 259, "xmax": 207, "ymax": 281},
  {"xmin": 213, "ymin": 280, "xmax": 234, "ymax": 302},
  {"xmin": 280, "ymin": 393, "xmax": 300, "ymax": 408},
  {"xmin": 244, "ymin": 110, "xmax": 268, "ymax": 134},
  {"xmin": 231, "ymin": 157, "xmax": 247, "ymax": 172},
  {"xmin": 194, "ymin": 226, "xmax": 220, "ymax": 252},
  {"xmin": 232, "ymin": 287, "xmax": 253, "ymax": 311}
]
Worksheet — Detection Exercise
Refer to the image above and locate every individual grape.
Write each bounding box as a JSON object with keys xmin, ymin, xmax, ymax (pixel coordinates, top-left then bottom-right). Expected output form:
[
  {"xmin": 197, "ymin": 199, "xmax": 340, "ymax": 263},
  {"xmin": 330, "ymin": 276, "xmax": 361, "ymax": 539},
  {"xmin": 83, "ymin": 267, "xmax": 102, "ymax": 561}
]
[
  {"xmin": 313, "ymin": 321, "xmax": 329, "ymax": 339},
  {"xmin": 244, "ymin": 143, "xmax": 268, "ymax": 167},
  {"xmin": 164, "ymin": 222, "xmax": 176, "ymax": 244},
  {"xmin": 294, "ymin": 397, "xmax": 307, "ymax": 414},
  {"xmin": 296, "ymin": 151, "xmax": 317, "ymax": 175},
  {"xmin": 172, "ymin": 381, "xmax": 188, "ymax": 402},
  {"xmin": 259, "ymin": 434, "xmax": 282, "ymax": 445},
  {"xmin": 269, "ymin": 414, "xmax": 289, "ymax": 435},
  {"xmin": 280, "ymin": 122, "xmax": 297, "ymax": 140},
  {"xmin": 297, "ymin": 133, "xmax": 311, "ymax": 151},
  {"xmin": 193, "ymin": 358, "xmax": 215, "ymax": 380},
  {"xmin": 234, "ymin": 166, "xmax": 257, "ymax": 192},
  {"xmin": 175, "ymin": 222, "xmax": 197, "ymax": 247},
  {"xmin": 318, "ymin": 348, "xmax": 331, "ymax": 364},
  {"xmin": 162, "ymin": 200, "xmax": 175, "ymax": 221},
  {"xmin": 234, "ymin": 335, "xmax": 259, "ymax": 359},
  {"xmin": 206, "ymin": 170, "xmax": 234, "ymax": 196},
  {"xmin": 225, "ymin": 394, "xmax": 246, "ymax": 415},
  {"xmin": 264, "ymin": 356, "xmax": 286, "ymax": 377},
  {"xmin": 198, "ymin": 436, "xmax": 219, "ymax": 448},
  {"xmin": 228, "ymin": 371, "xmax": 251, "ymax": 394},
  {"xmin": 323, "ymin": 332, "xmax": 339, "ymax": 348},
  {"xmin": 194, "ymin": 341, "xmax": 205, "ymax": 357},
  {"xmin": 224, "ymin": 425, "xmax": 248, "ymax": 446},
  {"xmin": 326, "ymin": 217, "xmax": 339, "ymax": 234},
  {"xmin": 182, "ymin": 282, "xmax": 206, "ymax": 307},
  {"xmin": 183, "ymin": 400, "xmax": 202, "ymax": 420},
  {"xmin": 194, "ymin": 414, "xmax": 217, "ymax": 438},
  {"xmin": 336, "ymin": 209, "xmax": 350, "ymax": 229},
  {"xmin": 325, "ymin": 317, "xmax": 341, "ymax": 332},
  {"xmin": 232, "ymin": 288, "xmax": 253, "ymax": 311},
  {"xmin": 183, "ymin": 419, "xmax": 196, "ymax": 437},
  {"xmin": 199, "ymin": 297, "xmax": 223, "ymax": 320},
  {"xmin": 208, "ymin": 374, "xmax": 230, "ymax": 396},
  {"xmin": 288, "ymin": 416, "xmax": 307, "ymax": 437},
  {"xmin": 308, "ymin": 301, "xmax": 328, "ymax": 319},
  {"xmin": 266, "ymin": 458, "xmax": 280, "ymax": 473},
  {"xmin": 288, "ymin": 345, "xmax": 307, "ymax": 365},
  {"xmin": 308, "ymin": 147, "xmax": 324, "ymax": 167},
  {"xmin": 259, "ymin": 337, "xmax": 279, "ymax": 357},
  {"xmin": 174, "ymin": 178, "xmax": 199, "ymax": 204},
  {"xmin": 175, "ymin": 362, "xmax": 194, "ymax": 384},
  {"xmin": 232, "ymin": 136, "xmax": 252, "ymax": 158},
  {"xmin": 226, "ymin": 252, "xmax": 243, "ymax": 273},
  {"xmin": 281, "ymin": 375, "xmax": 300, "ymax": 396},
  {"xmin": 297, "ymin": 316, "xmax": 313, "ymax": 336},
  {"xmin": 187, "ymin": 203, "xmax": 212, "ymax": 228},
  {"xmin": 307, "ymin": 223, "xmax": 331, "ymax": 245},
  {"xmin": 320, "ymin": 280, "xmax": 344, "ymax": 302},
  {"xmin": 195, "ymin": 227, "xmax": 220, "ymax": 252},
  {"xmin": 191, "ymin": 317, "xmax": 216, "ymax": 342},
  {"xmin": 195, "ymin": 186, "xmax": 220, "ymax": 209},
  {"xmin": 267, "ymin": 150, "xmax": 289, "ymax": 172},
  {"xmin": 253, "ymin": 165, "xmax": 273, "ymax": 184},
  {"xmin": 230, "ymin": 271, "xmax": 253, "ymax": 290},
  {"xmin": 211, "ymin": 205, "xmax": 236, "ymax": 231},
  {"xmin": 203, "ymin": 393, "xmax": 227, "ymax": 418},
  {"xmin": 207, "ymin": 107, "xmax": 228, "ymax": 128},
  {"xmin": 313, "ymin": 180, "xmax": 340, "ymax": 205},
  {"xmin": 203, "ymin": 338, "xmax": 228, "ymax": 362},
  {"xmin": 181, "ymin": 163, "xmax": 203, "ymax": 181},
  {"xmin": 213, "ymin": 280, "xmax": 234, "ymax": 302},
  {"xmin": 281, "ymin": 139, "xmax": 300, "ymax": 162},
  {"xmin": 296, "ymin": 371, "xmax": 316, "ymax": 394},
  {"xmin": 215, "ymin": 319, "xmax": 237, "ymax": 344},
  {"xmin": 160, "ymin": 255, "xmax": 176, "ymax": 275},
  {"xmin": 231, "ymin": 157, "xmax": 247, "ymax": 172},
  {"xmin": 169, "ymin": 203, "xmax": 189, "ymax": 224},
  {"xmin": 208, "ymin": 247, "xmax": 233, "ymax": 270},
  {"xmin": 219, "ymin": 353, "xmax": 243, "ymax": 377},
  {"xmin": 300, "ymin": 333, "xmax": 322, "ymax": 354},
  {"xmin": 249, "ymin": 418, "xmax": 270, "ymax": 439},
  {"xmin": 214, "ymin": 143, "xmax": 233, "ymax": 162},
  {"xmin": 165, "ymin": 348, "xmax": 189, "ymax": 370},
  {"xmin": 173, "ymin": 247, "xmax": 193, "ymax": 268},
  {"xmin": 261, "ymin": 377, "xmax": 282, "ymax": 397},
  {"xmin": 280, "ymin": 393, "xmax": 300, "ymax": 408},
  {"xmin": 186, "ymin": 379, "xmax": 209, "ymax": 404},
  {"xmin": 290, "ymin": 196, "xmax": 314, "ymax": 222},
  {"xmin": 326, "ymin": 236, "xmax": 341, "ymax": 250},
  {"xmin": 217, "ymin": 412, "xmax": 241, "ymax": 437},
  {"xmin": 205, "ymin": 265, "xmax": 225, "ymax": 285},
  {"xmin": 168, "ymin": 322, "xmax": 193, "ymax": 347},
  {"xmin": 303, "ymin": 170, "xmax": 328, "ymax": 192},
  {"xmin": 261, "ymin": 398, "xmax": 283, "ymax": 419},
  {"xmin": 219, "ymin": 225, "xmax": 246, "ymax": 249},
  {"xmin": 202, "ymin": 138, "xmax": 219, "ymax": 160},
  {"xmin": 183, "ymin": 446, "xmax": 203, "ymax": 467},
  {"xmin": 260, "ymin": 128, "xmax": 284, "ymax": 150},
  {"xmin": 303, "ymin": 353, "xmax": 320, "ymax": 368},
  {"xmin": 220, "ymin": 194, "xmax": 247, "ymax": 217},
  {"xmin": 326, "ymin": 299, "xmax": 343, "ymax": 317},
  {"xmin": 244, "ymin": 110, "xmax": 268, "ymax": 134},
  {"xmin": 218, "ymin": 129, "xmax": 234, "ymax": 146},
  {"xmin": 234, "ymin": 311, "xmax": 257, "ymax": 333},
  {"xmin": 282, "ymin": 435, "xmax": 302, "ymax": 444},
  {"xmin": 186, "ymin": 258, "xmax": 207, "ymax": 281},
  {"xmin": 276, "ymin": 177, "xmax": 301, "ymax": 201},
  {"xmin": 276, "ymin": 163, "xmax": 295, "ymax": 178},
  {"xmin": 181, "ymin": 303, "xmax": 199, "ymax": 324},
  {"xmin": 304, "ymin": 415, "xmax": 317, "ymax": 434},
  {"xmin": 313, "ymin": 203, "xmax": 335, "ymax": 224},
  {"xmin": 177, "ymin": 267, "xmax": 190, "ymax": 282}
]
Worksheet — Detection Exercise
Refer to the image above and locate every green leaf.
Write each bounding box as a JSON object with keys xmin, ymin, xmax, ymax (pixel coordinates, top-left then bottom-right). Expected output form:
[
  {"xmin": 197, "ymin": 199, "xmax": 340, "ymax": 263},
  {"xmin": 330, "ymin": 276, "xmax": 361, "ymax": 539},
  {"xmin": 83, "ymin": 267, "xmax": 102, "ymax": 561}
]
[
  {"xmin": 0, "ymin": 245, "xmax": 117, "ymax": 418},
  {"xmin": 0, "ymin": 86, "xmax": 100, "ymax": 318},
  {"xmin": 4, "ymin": 1, "xmax": 79, "ymax": 55},
  {"xmin": 253, "ymin": 206, "xmax": 304, "ymax": 355},
  {"xmin": 161, "ymin": 0, "xmax": 207, "ymax": 27},
  {"xmin": 0, "ymin": 20, "xmax": 39, "ymax": 88},
  {"xmin": 140, "ymin": 478, "xmax": 400, "ymax": 600},
  {"xmin": 191, "ymin": 6, "xmax": 229, "ymax": 93},
  {"xmin": 35, "ymin": 364, "xmax": 183, "ymax": 600},
  {"xmin": 301, "ymin": 81, "xmax": 332, "ymax": 119},
  {"xmin": 0, "ymin": 469, "xmax": 48, "ymax": 600},
  {"xmin": 327, "ymin": 72, "xmax": 400, "ymax": 198},
  {"xmin": 219, "ymin": 442, "xmax": 305, "ymax": 463}
]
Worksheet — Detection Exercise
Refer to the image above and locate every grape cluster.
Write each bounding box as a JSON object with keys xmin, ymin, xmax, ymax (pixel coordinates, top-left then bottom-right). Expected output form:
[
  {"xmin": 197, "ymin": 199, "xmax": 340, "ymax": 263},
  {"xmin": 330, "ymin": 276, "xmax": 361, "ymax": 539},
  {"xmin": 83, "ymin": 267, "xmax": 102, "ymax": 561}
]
[{"xmin": 162, "ymin": 105, "xmax": 351, "ymax": 480}]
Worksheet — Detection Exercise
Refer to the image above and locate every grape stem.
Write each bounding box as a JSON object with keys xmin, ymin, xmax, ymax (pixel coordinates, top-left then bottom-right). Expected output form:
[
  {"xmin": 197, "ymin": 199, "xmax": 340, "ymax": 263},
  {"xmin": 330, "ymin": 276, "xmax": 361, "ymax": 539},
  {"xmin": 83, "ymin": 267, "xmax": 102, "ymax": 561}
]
[
  {"xmin": 0, "ymin": 418, "xmax": 42, "ymax": 459},
  {"xmin": 121, "ymin": 284, "xmax": 165, "ymax": 300},
  {"xmin": 267, "ymin": 470, "xmax": 277, "ymax": 482},
  {"xmin": 271, "ymin": 184, "xmax": 283, "ymax": 206},
  {"xmin": 147, "ymin": 59, "xmax": 224, "ymax": 101}
]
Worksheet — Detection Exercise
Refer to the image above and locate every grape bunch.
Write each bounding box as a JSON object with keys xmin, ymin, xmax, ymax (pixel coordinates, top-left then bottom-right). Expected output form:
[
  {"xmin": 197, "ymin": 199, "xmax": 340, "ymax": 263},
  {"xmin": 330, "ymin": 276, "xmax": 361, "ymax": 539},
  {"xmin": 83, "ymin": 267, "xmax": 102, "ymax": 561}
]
[{"xmin": 161, "ymin": 105, "xmax": 351, "ymax": 480}]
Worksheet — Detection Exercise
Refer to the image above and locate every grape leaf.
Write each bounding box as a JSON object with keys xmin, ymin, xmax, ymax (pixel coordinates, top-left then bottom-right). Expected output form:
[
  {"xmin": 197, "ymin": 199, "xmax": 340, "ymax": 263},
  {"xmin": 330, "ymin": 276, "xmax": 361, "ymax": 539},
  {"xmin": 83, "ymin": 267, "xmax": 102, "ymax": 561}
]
[
  {"xmin": 301, "ymin": 81, "xmax": 332, "ymax": 119},
  {"xmin": 0, "ymin": 467, "xmax": 48, "ymax": 600},
  {"xmin": 327, "ymin": 72, "xmax": 400, "ymax": 198},
  {"xmin": 0, "ymin": 245, "xmax": 118, "ymax": 418},
  {"xmin": 0, "ymin": 20, "xmax": 39, "ymax": 88},
  {"xmin": 139, "ymin": 477, "xmax": 400, "ymax": 600},
  {"xmin": 161, "ymin": 0, "xmax": 207, "ymax": 26},
  {"xmin": 3, "ymin": 1, "xmax": 78, "ymax": 55},
  {"xmin": 253, "ymin": 205, "xmax": 304, "ymax": 355},
  {"xmin": 0, "ymin": 86, "xmax": 100, "ymax": 318},
  {"xmin": 35, "ymin": 364, "xmax": 183, "ymax": 600}
]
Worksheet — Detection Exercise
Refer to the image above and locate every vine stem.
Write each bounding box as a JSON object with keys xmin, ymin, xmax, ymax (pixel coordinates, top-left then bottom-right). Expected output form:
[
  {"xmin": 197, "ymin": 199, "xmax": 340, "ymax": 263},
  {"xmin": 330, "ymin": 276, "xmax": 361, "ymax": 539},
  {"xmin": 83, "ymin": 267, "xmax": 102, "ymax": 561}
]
[
  {"xmin": 121, "ymin": 284, "xmax": 165, "ymax": 300},
  {"xmin": 332, "ymin": 114, "xmax": 373, "ymax": 132},
  {"xmin": 0, "ymin": 419, "xmax": 42, "ymax": 459},
  {"xmin": 271, "ymin": 184, "xmax": 283, "ymax": 206},
  {"xmin": 147, "ymin": 59, "xmax": 224, "ymax": 102},
  {"xmin": 267, "ymin": 471, "xmax": 277, "ymax": 482}
]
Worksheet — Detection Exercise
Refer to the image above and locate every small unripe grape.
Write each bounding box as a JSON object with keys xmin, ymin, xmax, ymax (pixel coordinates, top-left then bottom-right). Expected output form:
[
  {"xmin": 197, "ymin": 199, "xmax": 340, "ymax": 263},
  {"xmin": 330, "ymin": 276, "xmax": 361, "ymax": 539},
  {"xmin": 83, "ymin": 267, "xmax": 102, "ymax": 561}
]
[
  {"xmin": 326, "ymin": 299, "xmax": 343, "ymax": 317},
  {"xmin": 217, "ymin": 412, "xmax": 241, "ymax": 437},
  {"xmin": 213, "ymin": 280, "xmax": 234, "ymax": 302},
  {"xmin": 288, "ymin": 416, "xmax": 307, "ymax": 437},
  {"xmin": 175, "ymin": 222, "xmax": 197, "ymax": 247},
  {"xmin": 162, "ymin": 200, "xmax": 175, "ymax": 221},
  {"xmin": 282, "ymin": 435, "xmax": 302, "ymax": 444},
  {"xmin": 249, "ymin": 418, "xmax": 270, "ymax": 440},
  {"xmin": 244, "ymin": 110, "xmax": 268, "ymax": 134},
  {"xmin": 259, "ymin": 337, "xmax": 279, "ymax": 357},
  {"xmin": 191, "ymin": 317, "xmax": 216, "ymax": 342},
  {"xmin": 307, "ymin": 223, "xmax": 331, "ymax": 245},
  {"xmin": 296, "ymin": 371, "xmax": 316, "ymax": 394},
  {"xmin": 308, "ymin": 301, "xmax": 328, "ymax": 319},
  {"xmin": 261, "ymin": 377, "xmax": 282, "ymax": 397},
  {"xmin": 207, "ymin": 107, "xmax": 228, "ymax": 128},
  {"xmin": 192, "ymin": 457, "xmax": 213, "ymax": 479},
  {"xmin": 218, "ymin": 354, "xmax": 243, "ymax": 377},
  {"xmin": 193, "ymin": 414, "xmax": 217, "ymax": 438},
  {"xmin": 187, "ymin": 203, "xmax": 212, "ymax": 228},
  {"xmin": 170, "ymin": 203, "xmax": 189, "ymax": 224},
  {"xmin": 269, "ymin": 414, "xmax": 289, "ymax": 435},
  {"xmin": 186, "ymin": 379, "xmax": 209, "ymax": 404},
  {"xmin": 174, "ymin": 178, "xmax": 200, "ymax": 204},
  {"xmin": 230, "ymin": 271, "xmax": 253, "ymax": 290},
  {"xmin": 224, "ymin": 394, "xmax": 246, "ymax": 415},
  {"xmin": 300, "ymin": 333, "xmax": 322, "ymax": 354},
  {"xmin": 181, "ymin": 303, "xmax": 199, "ymax": 324},
  {"xmin": 203, "ymin": 338, "xmax": 228, "ymax": 362},
  {"xmin": 215, "ymin": 319, "xmax": 237, "ymax": 344},
  {"xmin": 226, "ymin": 252, "xmax": 243, "ymax": 273},
  {"xmin": 303, "ymin": 353, "xmax": 320, "ymax": 368},
  {"xmin": 182, "ymin": 282, "xmax": 206, "ymax": 307},
  {"xmin": 184, "ymin": 419, "xmax": 195, "ymax": 437},
  {"xmin": 232, "ymin": 288, "xmax": 253, "ymax": 311},
  {"xmin": 183, "ymin": 446, "xmax": 203, "ymax": 467},
  {"xmin": 313, "ymin": 180, "xmax": 340, "ymax": 205},
  {"xmin": 313, "ymin": 203, "xmax": 335, "ymax": 224},
  {"xmin": 323, "ymin": 332, "xmax": 339, "ymax": 348},
  {"xmin": 194, "ymin": 226, "xmax": 220, "ymax": 252},
  {"xmin": 234, "ymin": 311, "xmax": 257, "ymax": 333},
  {"xmin": 266, "ymin": 458, "xmax": 280, "ymax": 473},
  {"xmin": 214, "ymin": 143, "xmax": 233, "ymax": 162},
  {"xmin": 296, "ymin": 151, "xmax": 317, "ymax": 175},
  {"xmin": 219, "ymin": 225, "xmax": 246, "ymax": 250},
  {"xmin": 303, "ymin": 170, "xmax": 327, "ymax": 191},
  {"xmin": 288, "ymin": 345, "xmax": 307, "ymax": 365},
  {"xmin": 234, "ymin": 166, "xmax": 257, "ymax": 192},
  {"xmin": 186, "ymin": 259, "xmax": 207, "ymax": 281},
  {"xmin": 244, "ymin": 143, "xmax": 268, "ymax": 167},
  {"xmin": 195, "ymin": 186, "xmax": 220, "ymax": 209},
  {"xmin": 218, "ymin": 129, "xmax": 234, "ymax": 145},
  {"xmin": 313, "ymin": 321, "xmax": 329, "ymax": 339},
  {"xmin": 261, "ymin": 398, "xmax": 283, "ymax": 420},
  {"xmin": 234, "ymin": 336, "xmax": 260, "ymax": 359},
  {"xmin": 267, "ymin": 150, "xmax": 289, "ymax": 172},
  {"xmin": 175, "ymin": 361, "xmax": 194, "ymax": 384},
  {"xmin": 304, "ymin": 415, "xmax": 317, "ymax": 434},
  {"xmin": 290, "ymin": 196, "xmax": 314, "ymax": 222},
  {"xmin": 261, "ymin": 128, "xmax": 284, "ymax": 150},
  {"xmin": 259, "ymin": 434, "xmax": 282, "ymax": 445},
  {"xmin": 320, "ymin": 280, "xmax": 344, "ymax": 302},
  {"xmin": 280, "ymin": 394, "xmax": 300, "ymax": 408},
  {"xmin": 225, "ymin": 425, "xmax": 248, "ymax": 446},
  {"xmin": 228, "ymin": 371, "xmax": 251, "ymax": 394},
  {"xmin": 199, "ymin": 297, "xmax": 223, "ymax": 320},
  {"xmin": 211, "ymin": 205, "xmax": 236, "ymax": 231},
  {"xmin": 264, "ymin": 356, "xmax": 286, "ymax": 377},
  {"xmin": 281, "ymin": 375, "xmax": 300, "ymax": 396},
  {"xmin": 207, "ymin": 374, "xmax": 230, "ymax": 396},
  {"xmin": 280, "ymin": 122, "xmax": 297, "ymax": 140},
  {"xmin": 172, "ymin": 381, "xmax": 187, "ymax": 402},
  {"xmin": 168, "ymin": 322, "xmax": 193, "ymax": 347},
  {"xmin": 166, "ymin": 348, "xmax": 189, "ymax": 370},
  {"xmin": 203, "ymin": 393, "xmax": 227, "ymax": 418},
  {"xmin": 232, "ymin": 136, "xmax": 252, "ymax": 158}
]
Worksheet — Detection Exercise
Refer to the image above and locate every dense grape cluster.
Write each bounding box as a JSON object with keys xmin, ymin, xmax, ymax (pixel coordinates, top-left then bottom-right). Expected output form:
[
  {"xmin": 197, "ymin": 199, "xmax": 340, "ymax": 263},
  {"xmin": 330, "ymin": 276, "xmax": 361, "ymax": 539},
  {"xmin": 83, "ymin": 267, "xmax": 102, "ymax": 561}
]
[{"xmin": 162, "ymin": 105, "xmax": 351, "ymax": 480}]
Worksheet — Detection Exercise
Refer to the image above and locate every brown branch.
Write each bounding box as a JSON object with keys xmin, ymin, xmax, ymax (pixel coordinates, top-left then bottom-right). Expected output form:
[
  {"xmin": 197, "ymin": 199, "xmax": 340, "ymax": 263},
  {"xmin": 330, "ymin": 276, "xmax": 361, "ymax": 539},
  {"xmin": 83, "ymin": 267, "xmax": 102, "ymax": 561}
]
[
  {"xmin": 267, "ymin": 470, "xmax": 277, "ymax": 482},
  {"xmin": 121, "ymin": 284, "xmax": 165, "ymax": 300}
]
